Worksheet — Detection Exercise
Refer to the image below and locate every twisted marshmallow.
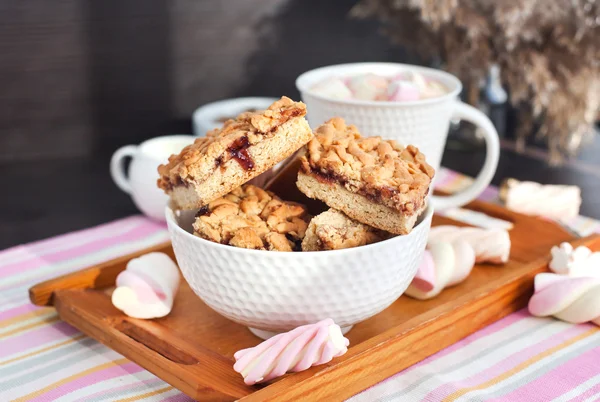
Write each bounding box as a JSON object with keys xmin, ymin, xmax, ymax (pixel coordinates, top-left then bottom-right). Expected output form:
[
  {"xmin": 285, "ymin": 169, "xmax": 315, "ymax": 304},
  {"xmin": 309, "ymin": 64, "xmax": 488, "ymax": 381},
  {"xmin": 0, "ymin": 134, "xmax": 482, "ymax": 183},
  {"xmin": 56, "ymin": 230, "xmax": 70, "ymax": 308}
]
[
  {"xmin": 428, "ymin": 225, "xmax": 511, "ymax": 264},
  {"xmin": 233, "ymin": 319, "xmax": 349, "ymax": 385},
  {"xmin": 502, "ymin": 179, "xmax": 581, "ymax": 219},
  {"xmin": 111, "ymin": 252, "xmax": 180, "ymax": 319},
  {"xmin": 406, "ymin": 241, "xmax": 476, "ymax": 300},
  {"xmin": 528, "ymin": 273, "xmax": 600, "ymax": 326}
]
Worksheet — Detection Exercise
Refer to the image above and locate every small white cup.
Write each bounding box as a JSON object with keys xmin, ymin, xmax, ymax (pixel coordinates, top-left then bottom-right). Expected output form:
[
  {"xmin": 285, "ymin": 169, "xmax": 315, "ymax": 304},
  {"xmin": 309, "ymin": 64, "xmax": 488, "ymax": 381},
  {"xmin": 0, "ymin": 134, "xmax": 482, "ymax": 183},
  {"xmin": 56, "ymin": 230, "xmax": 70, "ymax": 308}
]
[
  {"xmin": 192, "ymin": 97, "xmax": 278, "ymax": 136},
  {"xmin": 110, "ymin": 135, "xmax": 195, "ymax": 221},
  {"xmin": 296, "ymin": 63, "xmax": 500, "ymax": 210}
]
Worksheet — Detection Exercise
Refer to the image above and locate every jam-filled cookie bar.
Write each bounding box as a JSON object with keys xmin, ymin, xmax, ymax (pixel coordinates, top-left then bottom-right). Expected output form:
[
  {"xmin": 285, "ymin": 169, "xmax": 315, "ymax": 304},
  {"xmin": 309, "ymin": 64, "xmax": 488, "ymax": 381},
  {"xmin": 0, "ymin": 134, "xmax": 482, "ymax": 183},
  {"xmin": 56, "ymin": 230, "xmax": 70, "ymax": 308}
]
[
  {"xmin": 158, "ymin": 97, "xmax": 313, "ymax": 210},
  {"xmin": 297, "ymin": 118, "xmax": 434, "ymax": 235}
]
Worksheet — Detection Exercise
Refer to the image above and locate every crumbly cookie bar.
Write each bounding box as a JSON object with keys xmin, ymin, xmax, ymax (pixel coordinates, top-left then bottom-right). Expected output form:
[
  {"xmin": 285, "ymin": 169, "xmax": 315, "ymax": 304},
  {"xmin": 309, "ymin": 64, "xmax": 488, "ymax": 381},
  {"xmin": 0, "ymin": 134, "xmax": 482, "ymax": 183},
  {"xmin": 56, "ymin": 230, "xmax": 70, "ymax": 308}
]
[
  {"xmin": 296, "ymin": 118, "xmax": 434, "ymax": 234},
  {"xmin": 158, "ymin": 97, "xmax": 313, "ymax": 210}
]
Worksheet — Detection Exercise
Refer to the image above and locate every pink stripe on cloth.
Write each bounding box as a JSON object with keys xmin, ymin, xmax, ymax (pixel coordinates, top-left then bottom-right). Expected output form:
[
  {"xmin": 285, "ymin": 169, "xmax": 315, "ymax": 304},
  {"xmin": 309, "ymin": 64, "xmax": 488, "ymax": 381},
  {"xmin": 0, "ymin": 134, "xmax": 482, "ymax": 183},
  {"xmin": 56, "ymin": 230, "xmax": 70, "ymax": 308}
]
[
  {"xmin": 479, "ymin": 185, "xmax": 499, "ymax": 202},
  {"xmin": 27, "ymin": 361, "xmax": 143, "ymax": 402},
  {"xmin": 0, "ymin": 247, "xmax": 44, "ymax": 278},
  {"xmin": 0, "ymin": 245, "xmax": 37, "ymax": 264},
  {"xmin": 434, "ymin": 169, "xmax": 460, "ymax": 190},
  {"xmin": 25, "ymin": 216, "xmax": 155, "ymax": 253},
  {"xmin": 0, "ymin": 217, "xmax": 148, "ymax": 265},
  {"xmin": 401, "ymin": 309, "xmax": 530, "ymax": 375},
  {"xmin": 433, "ymin": 167, "xmax": 500, "ymax": 203},
  {"xmin": 0, "ymin": 321, "xmax": 80, "ymax": 358},
  {"xmin": 422, "ymin": 323, "xmax": 591, "ymax": 401},
  {"xmin": 568, "ymin": 382, "xmax": 600, "ymax": 402},
  {"xmin": 71, "ymin": 377, "xmax": 165, "ymax": 402},
  {"xmin": 0, "ymin": 222, "xmax": 164, "ymax": 279},
  {"xmin": 0, "ymin": 302, "xmax": 40, "ymax": 322},
  {"xmin": 350, "ymin": 311, "xmax": 534, "ymax": 400},
  {"xmin": 493, "ymin": 344, "xmax": 600, "ymax": 401}
]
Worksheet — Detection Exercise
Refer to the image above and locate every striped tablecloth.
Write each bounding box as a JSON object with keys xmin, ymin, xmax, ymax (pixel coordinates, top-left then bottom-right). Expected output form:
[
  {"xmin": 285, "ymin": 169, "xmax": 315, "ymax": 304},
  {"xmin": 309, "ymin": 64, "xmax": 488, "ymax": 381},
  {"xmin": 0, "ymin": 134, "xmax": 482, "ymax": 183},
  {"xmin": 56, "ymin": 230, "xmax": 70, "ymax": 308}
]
[{"xmin": 1, "ymin": 168, "xmax": 599, "ymax": 402}]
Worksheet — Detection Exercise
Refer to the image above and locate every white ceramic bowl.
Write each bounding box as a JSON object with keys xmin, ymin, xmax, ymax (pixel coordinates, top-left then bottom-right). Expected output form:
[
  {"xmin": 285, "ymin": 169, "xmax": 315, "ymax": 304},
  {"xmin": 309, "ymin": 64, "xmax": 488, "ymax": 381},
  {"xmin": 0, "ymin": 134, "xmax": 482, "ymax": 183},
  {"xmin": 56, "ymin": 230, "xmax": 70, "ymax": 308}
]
[
  {"xmin": 192, "ymin": 97, "xmax": 278, "ymax": 137},
  {"xmin": 166, "ymin": 205, "xmax": 433, "ymax": 339}
]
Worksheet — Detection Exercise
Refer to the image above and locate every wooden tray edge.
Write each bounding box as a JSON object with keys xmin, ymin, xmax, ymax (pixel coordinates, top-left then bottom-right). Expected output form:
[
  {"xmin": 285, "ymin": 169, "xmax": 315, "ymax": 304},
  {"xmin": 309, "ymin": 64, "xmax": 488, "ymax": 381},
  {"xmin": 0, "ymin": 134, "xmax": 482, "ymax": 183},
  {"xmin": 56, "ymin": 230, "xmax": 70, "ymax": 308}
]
[{"xmin": 29, "ymin": 241, "xmax": 173, "ymax": 307}]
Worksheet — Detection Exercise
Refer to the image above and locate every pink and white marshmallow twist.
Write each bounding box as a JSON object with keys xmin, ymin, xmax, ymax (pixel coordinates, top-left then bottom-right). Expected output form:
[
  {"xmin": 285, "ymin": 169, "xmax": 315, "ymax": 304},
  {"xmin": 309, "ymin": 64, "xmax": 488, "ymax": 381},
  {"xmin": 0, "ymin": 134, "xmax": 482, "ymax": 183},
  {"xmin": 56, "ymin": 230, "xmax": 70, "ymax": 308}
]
[
  {"xmin": 406, "ymin": 241, "xmax": 476, "ymax": 300},
  {"xmin": 528, "ymin": 273, "xmax": 600, "ymax": 326},
  {"xmin": 111, "ymin": 252, "xmax": 180, "ymax": 319},
  {"xmin": 233, "ymin": 319, "xmax": 349, "ymax": 385},
  {"xmin": 428, "ymin": 225, "xmax": 511, "ymax": 264}
]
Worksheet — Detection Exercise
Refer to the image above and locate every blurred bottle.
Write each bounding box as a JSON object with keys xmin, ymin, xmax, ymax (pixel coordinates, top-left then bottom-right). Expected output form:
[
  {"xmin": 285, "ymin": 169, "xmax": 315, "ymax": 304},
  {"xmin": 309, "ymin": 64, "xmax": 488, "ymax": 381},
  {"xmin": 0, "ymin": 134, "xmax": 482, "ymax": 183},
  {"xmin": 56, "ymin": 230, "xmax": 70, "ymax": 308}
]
[{"xmin": 479, "ymin": 64, "xmax": 507, "ymax": 138}]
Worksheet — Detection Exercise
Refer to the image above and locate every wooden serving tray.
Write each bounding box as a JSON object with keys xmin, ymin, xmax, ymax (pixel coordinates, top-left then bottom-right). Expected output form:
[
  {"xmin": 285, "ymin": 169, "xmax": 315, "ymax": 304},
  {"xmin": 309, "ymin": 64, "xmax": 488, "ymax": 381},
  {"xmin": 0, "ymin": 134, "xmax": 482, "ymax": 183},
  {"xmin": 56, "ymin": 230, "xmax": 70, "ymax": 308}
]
[{"xmin": 29, "ymin": 196, "xmax": 600, "ymax": 401}]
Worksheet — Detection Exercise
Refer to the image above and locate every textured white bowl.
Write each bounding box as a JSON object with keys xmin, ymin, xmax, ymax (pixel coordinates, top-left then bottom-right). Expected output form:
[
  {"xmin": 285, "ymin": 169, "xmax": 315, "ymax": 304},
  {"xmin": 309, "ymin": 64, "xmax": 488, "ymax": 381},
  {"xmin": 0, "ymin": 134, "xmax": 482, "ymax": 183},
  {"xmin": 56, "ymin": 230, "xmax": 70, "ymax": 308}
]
[
  {"xmin": 166, "ymin": 205, "xmax": 433, "ymax": 339},
  {"xmin": 192, "ymin": 97, "xmax": 278, "ymax": 137}
]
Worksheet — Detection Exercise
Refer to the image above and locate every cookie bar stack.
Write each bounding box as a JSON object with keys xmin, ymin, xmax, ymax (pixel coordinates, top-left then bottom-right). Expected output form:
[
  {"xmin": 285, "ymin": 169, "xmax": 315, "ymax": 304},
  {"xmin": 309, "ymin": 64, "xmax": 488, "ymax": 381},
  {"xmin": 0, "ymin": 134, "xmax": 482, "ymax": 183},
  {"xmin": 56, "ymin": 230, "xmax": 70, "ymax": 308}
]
[
  {"xmin": 158, "ymin": 97, "xmax": 314, "ymax": 251},
  {"xmin": 157, "ymin": 98, "xmax": 435, "ymax": 252}
]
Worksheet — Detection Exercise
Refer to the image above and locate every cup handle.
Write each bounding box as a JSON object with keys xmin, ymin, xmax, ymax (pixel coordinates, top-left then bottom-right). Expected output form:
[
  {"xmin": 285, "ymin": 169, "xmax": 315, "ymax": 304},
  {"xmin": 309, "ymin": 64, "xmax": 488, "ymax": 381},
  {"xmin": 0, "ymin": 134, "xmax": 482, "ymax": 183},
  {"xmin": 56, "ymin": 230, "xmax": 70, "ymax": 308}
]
[
  {"xmin": 110, "ymin": 145, "xmax": 137, "ymax": 194},
  {"xmin": 430, "ymin": 101, "xmax": 500, "ymax": 210}
]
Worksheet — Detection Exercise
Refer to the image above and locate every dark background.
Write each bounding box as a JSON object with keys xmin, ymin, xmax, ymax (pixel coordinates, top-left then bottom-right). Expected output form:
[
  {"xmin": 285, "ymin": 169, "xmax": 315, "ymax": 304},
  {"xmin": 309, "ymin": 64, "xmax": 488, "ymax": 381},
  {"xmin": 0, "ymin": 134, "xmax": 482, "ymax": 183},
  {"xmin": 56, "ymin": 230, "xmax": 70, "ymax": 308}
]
[{"xmin": 1, "ymin": 0, "xmax": 598, "ymax": 249}]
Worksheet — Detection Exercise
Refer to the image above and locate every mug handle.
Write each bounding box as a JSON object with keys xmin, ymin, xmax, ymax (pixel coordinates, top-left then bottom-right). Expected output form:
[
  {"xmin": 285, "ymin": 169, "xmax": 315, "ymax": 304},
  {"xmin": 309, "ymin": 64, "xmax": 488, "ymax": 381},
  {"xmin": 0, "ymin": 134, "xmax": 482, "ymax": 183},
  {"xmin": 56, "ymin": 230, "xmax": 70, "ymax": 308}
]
[
  {"xmin": 430, "ymin": 101, "xmax": 500, "ymax": 210},
  {"xmin": 110, "ymin": 145, "xmax": 138, "ymax": 194}
]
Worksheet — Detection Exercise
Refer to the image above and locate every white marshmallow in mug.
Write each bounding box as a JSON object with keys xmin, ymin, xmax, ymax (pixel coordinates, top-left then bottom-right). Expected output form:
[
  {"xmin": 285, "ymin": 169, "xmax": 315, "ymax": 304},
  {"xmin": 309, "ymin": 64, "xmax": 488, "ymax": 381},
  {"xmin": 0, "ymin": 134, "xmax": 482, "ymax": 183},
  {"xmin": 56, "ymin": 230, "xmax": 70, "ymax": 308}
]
[
  {"xmin": 392, "ymin": 71, "xmax": 447, "ymax": 100},
  {"xmin": 421, "ymin": 80, "xmax": 448, "ymax": 99},
  {"xmin": 346, "ymin": 73, "xmax": 388, "ymax": 100},
  {"xmin": 310, "ymin": 77, "xmax": 353, "ymax": 100},
  {"xmin": 387, "ymin": 80, "xmax": 420, "ymax": 102}
]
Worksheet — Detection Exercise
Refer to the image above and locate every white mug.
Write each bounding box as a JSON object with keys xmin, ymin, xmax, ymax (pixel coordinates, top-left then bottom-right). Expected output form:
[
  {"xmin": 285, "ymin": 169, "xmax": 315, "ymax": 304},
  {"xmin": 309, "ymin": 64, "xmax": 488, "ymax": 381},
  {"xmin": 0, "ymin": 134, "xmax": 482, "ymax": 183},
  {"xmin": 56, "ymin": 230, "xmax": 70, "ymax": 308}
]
[
  {"xmin": 296, "ymin": 62, "xmax": 500, "ymax": 210},
  {"xmin": 110, "ymin": 135, "xmax": 195, "ymax": 221}
]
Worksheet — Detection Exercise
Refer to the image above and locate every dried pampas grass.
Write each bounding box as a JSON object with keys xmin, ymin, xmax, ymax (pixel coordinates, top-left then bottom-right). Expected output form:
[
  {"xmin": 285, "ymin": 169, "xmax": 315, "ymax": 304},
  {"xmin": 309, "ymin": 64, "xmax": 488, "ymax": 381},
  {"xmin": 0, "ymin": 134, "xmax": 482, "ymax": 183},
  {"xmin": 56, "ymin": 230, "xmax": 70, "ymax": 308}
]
[{"xmin": 352, "ymin": 0, "xmax": 600, "ymax": 163}]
